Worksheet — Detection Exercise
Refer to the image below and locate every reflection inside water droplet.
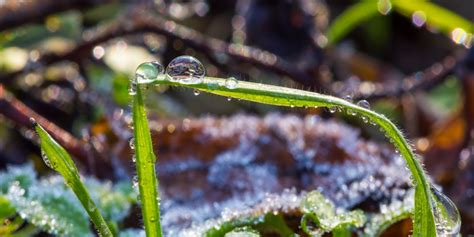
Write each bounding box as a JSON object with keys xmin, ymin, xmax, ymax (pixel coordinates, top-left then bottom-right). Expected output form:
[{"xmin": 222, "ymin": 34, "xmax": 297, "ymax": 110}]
[
  {"xmin": 431, "ymin": 185, "xmax": 461, "ymax": 236},
  {"xmin": 166, "ymin": 56, "xmax": 205, "ymax": 84}
]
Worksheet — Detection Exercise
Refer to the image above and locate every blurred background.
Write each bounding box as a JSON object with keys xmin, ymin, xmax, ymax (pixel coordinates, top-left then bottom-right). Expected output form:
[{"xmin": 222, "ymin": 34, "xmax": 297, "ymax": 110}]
[{"xmin": 0, "ymin": 0, "xmax": 473, "ymax": 235}]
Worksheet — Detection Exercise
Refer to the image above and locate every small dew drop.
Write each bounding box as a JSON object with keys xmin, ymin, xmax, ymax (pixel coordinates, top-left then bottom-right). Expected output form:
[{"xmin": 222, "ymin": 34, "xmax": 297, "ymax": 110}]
[
  {"xmin": 377, "ymin": 0, "xmax": 392, "ymax": 15},
  {"xmin": 129, "ymin": 138, "xmax": 135, "ymax": 150},
  {"xmin": 431, "ymin": 186, "xmax": 461, "ymax": 236},
  {"xmin": 361, "ymin": 116, "xmax": 369, "ymax": 123},
  {"xmin": 166, "ymin": 56, "xmax": 205, "ymax": 84},
  {"xmin": 132, "ymin": 155, "xmax": 136, "ymax": 163},
  {"xmin": 224, "ymin": 77, "xmax": 238, "ymax": 89},
  {"xmin": 150, "ymin": 217, "xmax": 157, "ymax": 223},
  {"xmin": 132, "ymin": 176, "xmax": 139, "ymax": 191},
  {"xmin": 343, "ymin": 95, "xmax": 353, "ymax": 102},
  {"xmin": 128, "ymin": 82, "xmax": 137, "ymax": 96},
  {"xmin": 356, "ymin": 100, "xmax": 371, "ymax": 109},
  {"xmin": 41, "ymin": 149, "xmax": 53, "ymax": 169},
  {"xmin": 329, "ymin": 106, "xmax": 337, "ymax": 113},
  {"xmin": 227, "ymin": 97, "xmax": 232, "ymax": 101},
  {"xmin": 193, "ymin": 89, "xmax": 201, "ymax": 96},
  {"xmin": 206, "ymin": 81, "xmax": 219, "ymax": 90},
  {"xmin": 135, "ymin": 61, "xmax": 164, "ymax": 84},
  {"xmin": 29, "ymin": 117, "xmax": 37, "ymax": 126},
  {"xmin": 88, "ymin": 200, "xmax": 96, "ymax": 212}
]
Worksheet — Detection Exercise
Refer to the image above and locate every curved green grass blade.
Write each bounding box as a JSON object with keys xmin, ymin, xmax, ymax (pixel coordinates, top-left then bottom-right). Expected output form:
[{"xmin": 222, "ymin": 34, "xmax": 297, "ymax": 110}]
[
  {"xmin": 152, "ymin": 75, "xmax": 437, "ymax": 236},
  {"xmin": 34, "ymin": 124, "xmax": 113, "ymax": 237},
  {"xmin": 326, "ymin": 1, "xmax": 379, "ymax": 45},
  {"xmin": 132, "ymin": 86, "xmax": 163, "ymax": 237},
  {"xmin": 326, "ymin": 0, "xmax": 473, "ymax": 46},
  {"xmin": 392, "ymin": 1, "xmax": 474, "ymax": 36}
]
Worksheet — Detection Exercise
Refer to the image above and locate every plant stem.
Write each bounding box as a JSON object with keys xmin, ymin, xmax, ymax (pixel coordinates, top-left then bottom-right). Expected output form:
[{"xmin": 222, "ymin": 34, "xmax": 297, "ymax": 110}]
[
  {"xmin": 35, "ymin": 125, "xmax": 113, "ymax": 237},
  {"xmin": 153, "ymin": 75, "xmax": 437, "ymax": 236},
  {"xmin": 132, "ymin": 86, "xmax": 163, "ymax": 237}
]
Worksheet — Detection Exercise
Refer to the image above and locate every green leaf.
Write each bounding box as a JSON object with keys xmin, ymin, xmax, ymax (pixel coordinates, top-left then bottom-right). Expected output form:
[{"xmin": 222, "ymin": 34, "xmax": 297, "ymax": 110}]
[
  {"xmin": 6, "ymin": 177, "xmax": 91, "ymax": 236},
  {"xmin": 0, "ymin": 215, "xmax": 24, "ymax": 235},
  {"xmin": 413, "ymin": 185, "xmax": 436, "ymax": 237},
  {"xmin": 34, "ymin": 124, "xmax": 113, "ymax": 237},
  {"xmin": 0, "ymin": 196, "xmax": 15, "ymax": 219},
  {"xmin": 152, "ymin": 75, "xmax": 440, "ymax": 236},
  {"xmin": 326, "ymin": 0, "xmax": 473, "ymax": 45},
  {"xmin": 254, "ymin": 214, "xmax": 294, "ymax": 236},
  {"xmin": 326, "ymin": 1, "xmax": 379, "ymax": 44},
  {"xmin": 300, "ymin": 191, "xmax": 365, "ymax": 235},
  {"xmin": 224, "ymin": 227, "xmax": 260, "ymax": 237},
  {"xmin": 132, "ymin": 86, "xmax": 163, "ymax": 237}
]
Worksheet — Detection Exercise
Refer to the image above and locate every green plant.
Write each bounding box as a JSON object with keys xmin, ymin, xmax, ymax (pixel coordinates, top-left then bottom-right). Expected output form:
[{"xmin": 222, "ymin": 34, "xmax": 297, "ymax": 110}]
[
  {"xmin": 20, "ymin": 58, "xmax": 459, "ymax": 236},
  {"xmin": 135, "ymin": 70, "xmax": 460, "ymax": 236},
  {"xmin": 131, "ymin": 85, "xmax": 163, "ymax": 237},
  {"xmin": 34, "ymin": 123, "xmax": 113, "ymax": 236},
  {"xmin": 0, "ymin": 163, "xmax": 136, "ymax": 236},
  {"xmin": 326, "ymin": 0, "xmax": 473, "ymax": 46}
]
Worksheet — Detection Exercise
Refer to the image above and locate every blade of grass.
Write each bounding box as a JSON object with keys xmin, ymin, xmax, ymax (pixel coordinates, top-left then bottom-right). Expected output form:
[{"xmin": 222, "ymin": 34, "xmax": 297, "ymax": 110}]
[
  {"xmin": 153, "ymin": 75, "xmax": 438, "ymax": 236},
  {"xmin": 34, "ymin": 124, "xmax": 113, "ymax": 237},
  {"xmin": 132, "ymin": 86, "xmax": 163, "ymax": 237},
  {"xmin": 326, "ymin": 0, "xmax": 473, "ymax": 46},
  {"xmin": 392, "ymin": 0, "xmax": 473, "ymax": 36},
  {"xmin": 326, "ymin": 1, "xmax": 379, "ymax": 45}
]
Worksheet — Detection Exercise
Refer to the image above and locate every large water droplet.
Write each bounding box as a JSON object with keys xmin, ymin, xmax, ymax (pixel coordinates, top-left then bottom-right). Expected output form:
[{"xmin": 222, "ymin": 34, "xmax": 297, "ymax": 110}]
[
  {"xmin": 431, "ymin": 186, "xmax": 461, "ymax": 236},
  {"xmin": 224, "ymin": 77, "xmax": 238, "ymax": 89},
  {"xmin": 166, "ymin": 56, "xmax": 205, "ymax": 84},
  {"xmin": 135, "ymin": 61, "xmax": 164, "ymax": 84}
]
